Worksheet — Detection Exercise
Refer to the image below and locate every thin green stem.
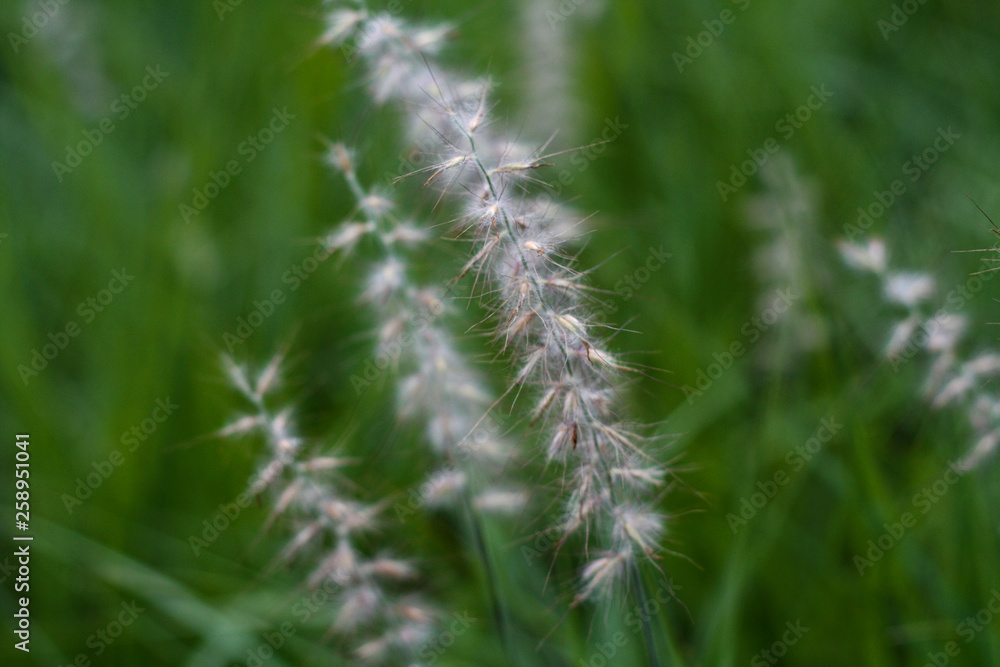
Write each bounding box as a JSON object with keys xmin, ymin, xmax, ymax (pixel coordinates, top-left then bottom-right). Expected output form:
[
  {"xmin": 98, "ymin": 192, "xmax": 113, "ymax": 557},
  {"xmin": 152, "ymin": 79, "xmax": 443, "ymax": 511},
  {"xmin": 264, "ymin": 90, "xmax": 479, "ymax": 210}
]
[
  {"xmin": 630, "ymin": 561, "xmax": 665, "ymax": 667},
  {"xmin": 462, "ymin": 484, "xmax": 514, "ymax": 657}
]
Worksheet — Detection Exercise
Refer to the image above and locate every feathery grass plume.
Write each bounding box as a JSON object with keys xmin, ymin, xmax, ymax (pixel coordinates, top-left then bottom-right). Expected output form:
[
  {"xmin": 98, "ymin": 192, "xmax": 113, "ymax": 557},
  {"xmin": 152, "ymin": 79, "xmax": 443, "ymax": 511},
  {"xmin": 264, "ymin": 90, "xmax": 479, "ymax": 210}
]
[
  {"xmin": 517, "ymin": 0, "xmax": 606, "ymax": 137},
  {"xmin": 323, "ymin": 140, "xmax": 531, "ymax": 655},
  {"xmin": 323, "ymin": 141, "xmax": 526, "ymax": 518},
  {"xmin": 321, "ymin": 4, "xmax": 674, "ymax": 610},
  {"xmin": 220, "ymin": 355, "xmax": 436, "ymax": 665},
  {"xmin": 838, "ymin": 237, "xmax": 1000, "ymax": 469},
  {"xmin": 743, "ymin": 155, "xmax": 828, "ymax": 362}
]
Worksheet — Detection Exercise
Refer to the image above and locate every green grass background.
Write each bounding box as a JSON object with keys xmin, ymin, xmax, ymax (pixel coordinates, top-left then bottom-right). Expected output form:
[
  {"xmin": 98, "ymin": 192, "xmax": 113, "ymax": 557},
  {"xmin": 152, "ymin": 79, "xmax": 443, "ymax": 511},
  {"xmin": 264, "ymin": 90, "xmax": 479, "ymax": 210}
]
[{"xmin": 1, "ymin": 0, "xmax": 1000, "ymax": 665}]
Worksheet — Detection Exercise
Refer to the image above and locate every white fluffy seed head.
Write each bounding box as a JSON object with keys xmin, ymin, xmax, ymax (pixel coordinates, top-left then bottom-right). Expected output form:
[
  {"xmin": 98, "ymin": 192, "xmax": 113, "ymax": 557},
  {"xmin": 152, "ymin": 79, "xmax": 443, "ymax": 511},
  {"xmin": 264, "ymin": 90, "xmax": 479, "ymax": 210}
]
[
  {"xmin": 838, "ymin": 238, "xmax": 887, "ymax": 273},
  {"xmin": 334, "ymin": 585, "xmax": 382, "ymax": 632},
  {"xmin": 326, "ymin": 222, "xmax": 375, "ymax": 255},
  {"xmin": 885, "ymin": 315, "xmax": 921, "ymax": 359},
  {"xmin": 613, "ymin": 507, "xmax": 665, "ymax": 557},
  {"xmin": 474, "ymin": 489, "xmax": 528, "ymax": 515},
  {"xmin": 422, "ymin": 469, "xmax": 467, "ymax": 507},
  {"xmin": 384, "ymin": 223, "xmax": 428, "ymax": 246},
  {"xmin": 326, "ymin": 141, "xmax": 355, "ymax": 174},
  {"xmin": 926, "ymin": 314, "xmax": 966, "ymax": 353},
  {"xmin": 611, "ymin": 464, "xmax": 666, "ymax": 489},
  {"xmin": 320, "ymin": 5, "xmax": 671, "ymax": 607},
  {"xmin": 364, "ymin": 557, "xmax": 417, "ymax": 581},
  {"xmin": 884, "ymin": 272, "xmax": 935, "ymax": 307},
  {"xmin": 577, "ymin": 551, "xmax": 631, "ymax": 603},
  {"xmin": 320, "ymin": 8, "xmax": 368, "ymax": 46},
  {"xmin": 361, "ymin": 258, "xmax": 406, "ymax": 304}
]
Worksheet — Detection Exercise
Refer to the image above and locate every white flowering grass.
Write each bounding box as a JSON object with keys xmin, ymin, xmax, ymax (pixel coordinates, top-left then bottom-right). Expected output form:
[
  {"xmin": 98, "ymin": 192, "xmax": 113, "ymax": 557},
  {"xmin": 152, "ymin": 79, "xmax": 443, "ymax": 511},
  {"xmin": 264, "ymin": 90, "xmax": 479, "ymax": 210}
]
[
  {"xmin": 218, "ymin": 3, "xmax": 681, "ymax": 663},
  {"xmin": 320, "ymin": 2, "xmax": 677, "ymax": 630},
  {"xmin": 839, "ymin": 231, "xmax": 1000, "ymax": 470},
  {"xmin": 219, "ymin": 355, "xmax": 436, "ymax": 664}
]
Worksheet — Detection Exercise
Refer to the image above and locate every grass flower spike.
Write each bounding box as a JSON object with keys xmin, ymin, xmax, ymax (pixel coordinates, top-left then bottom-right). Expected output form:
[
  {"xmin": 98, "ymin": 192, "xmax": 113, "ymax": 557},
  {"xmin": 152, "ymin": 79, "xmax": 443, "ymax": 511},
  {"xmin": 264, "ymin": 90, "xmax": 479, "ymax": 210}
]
[
  {"xmin": 220, "ymin": 356, "xmax": 436, "ymax": 665},
  {"xmin": 322, "ymin": 3, "xmax": 674, "ymax": 609},
  {"xmin": 839, "ymin": 237, "xmax": 1000, "ymax": 470}
]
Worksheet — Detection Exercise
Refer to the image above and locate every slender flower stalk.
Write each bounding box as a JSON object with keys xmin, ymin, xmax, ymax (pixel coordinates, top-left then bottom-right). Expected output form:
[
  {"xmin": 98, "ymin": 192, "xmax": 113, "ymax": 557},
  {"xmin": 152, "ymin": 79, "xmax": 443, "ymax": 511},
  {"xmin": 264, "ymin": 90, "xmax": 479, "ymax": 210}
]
[
  {"xmin": 220, "ymin": 355, "xmax": 436, "ymax": 665},
  {"xmin": 743, "ymin": 155, "xmax": 828, "ymax": 362},
  {"xmin": 323, "ymin": 140, "xmax": 529, "ymax": 652},
  {"xmin": 323, "ymin": 141, "xmax": 526, "ymax": 517},
  {"xmin": 839, "ymin": 237, "xmax": 1000, "ymax": 469},
  {"xmin": 322, "ymin": 4, "xmax": 673, "ymax": 609}
]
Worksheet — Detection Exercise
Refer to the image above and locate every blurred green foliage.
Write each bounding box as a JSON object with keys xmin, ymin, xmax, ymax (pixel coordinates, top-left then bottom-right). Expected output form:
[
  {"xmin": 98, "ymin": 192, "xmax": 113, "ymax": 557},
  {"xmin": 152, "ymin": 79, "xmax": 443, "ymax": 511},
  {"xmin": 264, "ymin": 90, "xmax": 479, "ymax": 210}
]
[{"xmin": 1, "ymin": 0, "xmax": 1000, "ymax": 665}]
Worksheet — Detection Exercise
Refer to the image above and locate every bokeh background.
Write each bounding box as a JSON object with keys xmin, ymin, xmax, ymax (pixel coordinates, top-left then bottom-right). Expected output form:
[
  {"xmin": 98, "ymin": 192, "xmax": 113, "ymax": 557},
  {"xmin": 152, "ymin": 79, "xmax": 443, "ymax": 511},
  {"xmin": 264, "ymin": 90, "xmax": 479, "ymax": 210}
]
[{"xmin": 2, "ymin": 0, "xmax": 1000, "ymax": 665}]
